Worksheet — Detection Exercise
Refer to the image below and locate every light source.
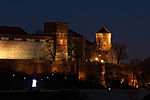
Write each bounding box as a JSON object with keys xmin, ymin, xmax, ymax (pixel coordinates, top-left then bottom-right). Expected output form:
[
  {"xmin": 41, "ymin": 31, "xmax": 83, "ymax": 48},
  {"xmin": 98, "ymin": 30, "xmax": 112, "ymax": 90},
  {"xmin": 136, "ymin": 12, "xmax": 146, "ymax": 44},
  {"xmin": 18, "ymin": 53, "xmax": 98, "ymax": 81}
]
[
  {"xmin": 95, "ymin": 57, "xmax": 98, "ymax": 61},
  {"xmin": 32, "ymin": 79, "xmax": 37, "ymax": 88},
  {"xmin": 101, "ymin": 59, "xmax": 104, "ymax": 63}
]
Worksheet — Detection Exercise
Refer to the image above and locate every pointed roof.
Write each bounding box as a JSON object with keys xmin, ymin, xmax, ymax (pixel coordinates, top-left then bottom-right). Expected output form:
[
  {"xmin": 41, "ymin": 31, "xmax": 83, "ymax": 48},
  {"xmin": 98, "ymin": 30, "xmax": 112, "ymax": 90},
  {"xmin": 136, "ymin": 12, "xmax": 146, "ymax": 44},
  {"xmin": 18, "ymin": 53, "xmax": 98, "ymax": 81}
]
[{"xmin": 96, "ymin": 27, "xmax": 111, "ymax": 33}]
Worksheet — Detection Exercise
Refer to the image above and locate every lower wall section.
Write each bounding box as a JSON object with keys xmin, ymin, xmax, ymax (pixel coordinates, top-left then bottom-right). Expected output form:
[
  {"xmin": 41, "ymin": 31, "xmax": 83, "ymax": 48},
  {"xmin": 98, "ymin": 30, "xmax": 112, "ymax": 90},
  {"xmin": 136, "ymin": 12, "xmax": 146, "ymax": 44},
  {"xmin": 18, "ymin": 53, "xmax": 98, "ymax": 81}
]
[
  {"xmin": 0, "ymin": 59, "xmax": 51, "ymax": 74},
  {"xmin": 0, "ymin": 59, "xmax": 104, "ymax": 84}
]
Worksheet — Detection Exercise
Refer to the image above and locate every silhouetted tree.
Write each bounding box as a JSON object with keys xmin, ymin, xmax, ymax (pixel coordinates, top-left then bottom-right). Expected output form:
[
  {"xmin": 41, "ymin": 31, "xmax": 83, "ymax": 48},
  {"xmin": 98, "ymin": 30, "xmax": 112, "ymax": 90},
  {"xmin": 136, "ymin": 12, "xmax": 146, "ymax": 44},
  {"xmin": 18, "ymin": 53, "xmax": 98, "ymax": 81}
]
[
  {"xmin": 42, "ymin": 38, "xmax": 62, "ymax": 61},
  {"xmin": 111, "ymin": 42, "xmax": 128, "ymax": 64},
  {"xmin": 139, "ymin": 57, "xmax": 150, "ymax": 88},
  {"xmin": 130, "ymin": 58, "xmax": 142, "ymax": 88}
]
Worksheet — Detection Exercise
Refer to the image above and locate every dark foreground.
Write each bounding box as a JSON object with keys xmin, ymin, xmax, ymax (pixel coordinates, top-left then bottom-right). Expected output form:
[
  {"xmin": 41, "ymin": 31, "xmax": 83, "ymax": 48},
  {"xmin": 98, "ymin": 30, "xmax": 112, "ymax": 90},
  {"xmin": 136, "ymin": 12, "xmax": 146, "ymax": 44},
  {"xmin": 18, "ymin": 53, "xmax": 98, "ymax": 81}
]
[
  {"xmin": 0, "ymin": 90, "xmax": 80, "ymax": 100},
  {"xmin": 1, "ymin": 89, "xmax": 150, "ymax": 100}
]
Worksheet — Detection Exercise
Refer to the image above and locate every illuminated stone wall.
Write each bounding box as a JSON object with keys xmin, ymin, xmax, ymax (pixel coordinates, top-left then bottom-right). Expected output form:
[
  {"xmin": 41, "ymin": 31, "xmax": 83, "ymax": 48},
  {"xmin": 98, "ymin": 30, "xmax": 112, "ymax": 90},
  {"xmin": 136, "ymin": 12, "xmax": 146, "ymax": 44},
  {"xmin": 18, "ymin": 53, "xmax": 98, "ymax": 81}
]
[
  {"xmin": 96, "ymin": 33, "xmax": 111, "ymax": 51},
  {"xmin": 0, "ymin": 40, "xmax": 51, "ymax": 60}
]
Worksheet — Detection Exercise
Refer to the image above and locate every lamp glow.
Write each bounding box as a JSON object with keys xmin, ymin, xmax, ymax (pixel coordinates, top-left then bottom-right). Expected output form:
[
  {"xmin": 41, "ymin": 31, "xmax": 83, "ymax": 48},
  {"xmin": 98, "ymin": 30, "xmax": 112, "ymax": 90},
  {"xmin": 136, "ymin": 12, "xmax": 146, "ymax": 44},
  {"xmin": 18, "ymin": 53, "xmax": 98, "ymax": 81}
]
[
  {"xmin": 95, "ymin": 57, "xmax": 98, "ymax": 61},
  {"xmin": 32, "ymin": 79, "xmax": 37, "ymax": 88},
  {"xmin": 101, "ymin": 60, "xmax": 104, "ymax": 63}
]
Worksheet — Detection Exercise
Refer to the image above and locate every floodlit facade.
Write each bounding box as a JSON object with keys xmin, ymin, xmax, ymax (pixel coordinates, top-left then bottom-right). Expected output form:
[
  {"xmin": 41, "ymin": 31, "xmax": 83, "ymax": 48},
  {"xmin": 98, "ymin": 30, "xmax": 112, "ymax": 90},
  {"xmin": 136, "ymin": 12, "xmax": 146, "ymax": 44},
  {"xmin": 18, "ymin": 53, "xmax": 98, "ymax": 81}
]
[
  {"xmin": 0, "ymin": 22, "xmax": 107, "ymax": 62},
  {"xmin": 0, "ymin": 22, "xmax": 112, "ymax": 85},
  {"xmin": 0, "ymin": 22, "xmax": 68, "ymax": 61},
  {"xmin": 96, "ymin": 27, "xmax": 112, "ymax": 62}
]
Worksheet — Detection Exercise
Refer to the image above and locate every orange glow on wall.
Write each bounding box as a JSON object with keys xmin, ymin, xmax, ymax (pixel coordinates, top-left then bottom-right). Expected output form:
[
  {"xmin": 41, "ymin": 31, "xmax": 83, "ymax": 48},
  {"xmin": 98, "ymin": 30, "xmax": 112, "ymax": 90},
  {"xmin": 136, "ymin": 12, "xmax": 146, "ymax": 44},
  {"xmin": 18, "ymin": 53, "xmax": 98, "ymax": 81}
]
[
  {"xmin": 59, "ymin": 39, "xmax": 63, "ymax": 44},
  {"xmin": 96, "ymin": 33, "xmax": 111, "ymax": 51},
  {"xmin": 79, "ymin": 72, "xmax": 86, "ymax": 80}
]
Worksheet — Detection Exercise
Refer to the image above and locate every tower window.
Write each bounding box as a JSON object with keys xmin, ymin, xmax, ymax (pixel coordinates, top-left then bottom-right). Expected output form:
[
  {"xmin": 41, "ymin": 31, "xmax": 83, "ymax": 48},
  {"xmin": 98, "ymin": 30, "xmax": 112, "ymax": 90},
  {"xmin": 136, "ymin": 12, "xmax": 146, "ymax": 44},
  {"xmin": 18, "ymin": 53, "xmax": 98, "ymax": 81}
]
[{"xmin": 60, "ymin": 39, "xmax": 63, "ymax": 44}]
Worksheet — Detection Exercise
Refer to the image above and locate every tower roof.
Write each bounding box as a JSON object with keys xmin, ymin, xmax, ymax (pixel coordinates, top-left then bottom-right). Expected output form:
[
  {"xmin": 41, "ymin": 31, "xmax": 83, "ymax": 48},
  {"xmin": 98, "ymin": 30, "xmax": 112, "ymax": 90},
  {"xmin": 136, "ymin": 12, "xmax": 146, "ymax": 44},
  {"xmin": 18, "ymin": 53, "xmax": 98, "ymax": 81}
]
[{"xmin": 96, "ymin": 27, "xmax": 111, "ymax": 33}]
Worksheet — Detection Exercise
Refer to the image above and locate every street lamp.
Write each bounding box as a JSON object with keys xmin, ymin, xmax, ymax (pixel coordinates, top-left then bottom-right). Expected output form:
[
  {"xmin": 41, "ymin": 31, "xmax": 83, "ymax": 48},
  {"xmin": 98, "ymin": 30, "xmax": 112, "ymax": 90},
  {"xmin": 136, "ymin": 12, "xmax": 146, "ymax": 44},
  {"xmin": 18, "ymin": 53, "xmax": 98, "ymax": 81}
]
[
  {"xmin": 101, "ymin": 59, "xmax": 104, "ymax": 63},
  {"xmin": 95, "ymin": 57, "xmax": 99, "ymax": 61}
]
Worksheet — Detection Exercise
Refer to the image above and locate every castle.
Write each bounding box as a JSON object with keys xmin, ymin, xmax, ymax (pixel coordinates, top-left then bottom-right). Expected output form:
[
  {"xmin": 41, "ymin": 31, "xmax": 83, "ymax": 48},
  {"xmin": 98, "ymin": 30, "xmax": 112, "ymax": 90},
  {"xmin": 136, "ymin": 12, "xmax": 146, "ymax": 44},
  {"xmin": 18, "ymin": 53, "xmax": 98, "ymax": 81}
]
[
  {"xmin": 0, "ymin": 22, "xmax": 111, "ymax": 62},
  {"xmin": 0, "ymin": 22, "xmax": 111, "ymax": 84}
]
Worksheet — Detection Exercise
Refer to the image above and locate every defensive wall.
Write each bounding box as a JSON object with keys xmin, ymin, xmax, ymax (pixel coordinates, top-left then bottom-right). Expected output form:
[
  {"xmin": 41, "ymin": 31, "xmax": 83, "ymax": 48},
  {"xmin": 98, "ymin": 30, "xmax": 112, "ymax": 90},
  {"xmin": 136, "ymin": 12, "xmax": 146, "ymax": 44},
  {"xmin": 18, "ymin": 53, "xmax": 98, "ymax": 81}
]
[{"xmin": 0, "ymin": 59, "xmax": 105, "ymax": 84}]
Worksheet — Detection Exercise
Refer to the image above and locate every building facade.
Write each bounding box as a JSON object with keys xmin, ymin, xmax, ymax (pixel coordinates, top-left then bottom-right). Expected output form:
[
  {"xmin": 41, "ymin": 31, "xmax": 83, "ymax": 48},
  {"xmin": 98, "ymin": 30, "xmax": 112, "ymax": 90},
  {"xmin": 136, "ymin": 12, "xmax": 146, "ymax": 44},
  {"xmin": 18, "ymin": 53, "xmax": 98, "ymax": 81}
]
[
  {"xmin": 95, "ymin": 27, "xmax": 112, "ymax": 62},
  {"xmin": 0, "ymin": 22, "xmax": 111, "ymax": 62}
]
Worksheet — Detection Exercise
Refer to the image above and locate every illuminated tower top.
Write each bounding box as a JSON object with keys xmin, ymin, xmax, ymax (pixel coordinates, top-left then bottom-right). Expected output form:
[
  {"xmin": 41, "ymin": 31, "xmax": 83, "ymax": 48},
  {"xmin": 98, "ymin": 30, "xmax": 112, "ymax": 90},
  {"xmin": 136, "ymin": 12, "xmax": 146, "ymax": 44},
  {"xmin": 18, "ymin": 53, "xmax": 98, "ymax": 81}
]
[
  {"xmin": 96, "ymin": 27, "xmax": 111, "ymax": 51},
  {"xmin": 97, "ymin": 27, "xmax": 110, "ymax": 33}
]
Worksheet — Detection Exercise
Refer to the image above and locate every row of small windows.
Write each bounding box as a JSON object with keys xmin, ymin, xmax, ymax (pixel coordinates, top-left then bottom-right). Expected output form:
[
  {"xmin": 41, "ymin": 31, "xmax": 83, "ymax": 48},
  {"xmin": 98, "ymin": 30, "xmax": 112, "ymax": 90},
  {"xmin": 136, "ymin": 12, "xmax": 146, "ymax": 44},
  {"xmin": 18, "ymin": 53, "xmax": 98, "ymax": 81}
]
[{"xmin": 0, "ymin": 37, "xmax": 53, "ymax": 42}]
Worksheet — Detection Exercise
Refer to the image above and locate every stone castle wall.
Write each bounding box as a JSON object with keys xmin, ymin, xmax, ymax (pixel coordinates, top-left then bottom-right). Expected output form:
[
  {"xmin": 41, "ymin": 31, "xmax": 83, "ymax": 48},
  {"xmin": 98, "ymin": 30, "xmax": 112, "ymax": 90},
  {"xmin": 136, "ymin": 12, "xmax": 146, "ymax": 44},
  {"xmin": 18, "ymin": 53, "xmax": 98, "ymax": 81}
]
[
  {"xmin": 0, "ymin": 40, "xmax": 52, "ymax": 60},
  {"xmin": 0, "ymin": 59, "xmax": 51, "ymax": 74},
  {"xmin": 0, "ymin": 59, "xmax": 105, "ymax": 85},
  {"xmin": 79, "ymin": 62, "xmax": 105, "ymax": 85}
]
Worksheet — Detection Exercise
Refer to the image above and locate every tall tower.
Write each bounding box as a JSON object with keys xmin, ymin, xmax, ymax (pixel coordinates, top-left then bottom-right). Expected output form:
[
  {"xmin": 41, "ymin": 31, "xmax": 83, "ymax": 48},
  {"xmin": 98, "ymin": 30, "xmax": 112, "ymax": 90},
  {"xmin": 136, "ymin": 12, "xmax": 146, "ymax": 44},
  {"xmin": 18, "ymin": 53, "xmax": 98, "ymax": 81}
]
[
  {"xmin": 96, "ymin": 27, "xmax": 111, "ymax": 62},
  {"xmin": 96, "ymin": 27, "xmax": 111, "ymax": 51},
  {"xmin": 96, "ymin": 27, "xmax": 111, "ymax": 86},
  {"xmin": 44, "ymin": 22, "xmax": 68, "ymax": 61}
]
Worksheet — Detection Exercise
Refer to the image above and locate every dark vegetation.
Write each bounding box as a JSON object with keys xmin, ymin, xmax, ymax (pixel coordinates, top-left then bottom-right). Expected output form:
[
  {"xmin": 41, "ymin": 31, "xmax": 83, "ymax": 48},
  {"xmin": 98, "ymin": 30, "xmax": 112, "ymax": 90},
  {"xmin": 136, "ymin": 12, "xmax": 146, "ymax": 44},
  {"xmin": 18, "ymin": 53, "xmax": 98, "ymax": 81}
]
[{"xmin": 0, "ymin": 70, "xmax": 105, "ymax": 91}]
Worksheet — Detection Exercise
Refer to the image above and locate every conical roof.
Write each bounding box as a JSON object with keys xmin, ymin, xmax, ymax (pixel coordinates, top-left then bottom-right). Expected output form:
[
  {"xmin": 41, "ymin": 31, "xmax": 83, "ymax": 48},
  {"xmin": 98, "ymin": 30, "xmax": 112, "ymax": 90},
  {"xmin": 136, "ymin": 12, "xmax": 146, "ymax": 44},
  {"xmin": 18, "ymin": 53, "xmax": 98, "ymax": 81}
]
[{"xmin": 96, "ymin": 27, "xmax": 110, "ymax": 33}]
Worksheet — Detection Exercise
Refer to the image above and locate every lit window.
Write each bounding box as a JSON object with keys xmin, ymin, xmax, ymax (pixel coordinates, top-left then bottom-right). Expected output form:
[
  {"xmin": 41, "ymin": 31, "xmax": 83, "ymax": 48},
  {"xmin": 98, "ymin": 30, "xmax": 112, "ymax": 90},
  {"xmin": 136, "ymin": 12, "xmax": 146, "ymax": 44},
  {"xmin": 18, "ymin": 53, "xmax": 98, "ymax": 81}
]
[{"xmin": 60, "ymin": 39, "xmax": 63, "ymax": 44}]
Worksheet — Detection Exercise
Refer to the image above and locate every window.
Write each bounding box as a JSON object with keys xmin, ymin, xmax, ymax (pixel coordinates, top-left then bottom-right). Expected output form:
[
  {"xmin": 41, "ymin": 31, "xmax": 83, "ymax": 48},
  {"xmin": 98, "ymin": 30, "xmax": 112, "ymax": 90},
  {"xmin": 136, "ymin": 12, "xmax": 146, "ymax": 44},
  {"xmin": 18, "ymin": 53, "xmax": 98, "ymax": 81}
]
[
  {"xmin": 39, "ymin": 39, "xmax": 45, "ymax": 42},
  {"xmin": 60, "ymin": 39, "xmax": 63, "ymax": 44},
  {"xmin": 14, "ymin": 38, "xmax": 22, "ymax": 41},
  {"xmin": 1, "ymin": 37, "xmax": 9, "ymax": 41},
  {"xmin": 27, "ymin": 38, "xmax": 35, "ymax": 42}
]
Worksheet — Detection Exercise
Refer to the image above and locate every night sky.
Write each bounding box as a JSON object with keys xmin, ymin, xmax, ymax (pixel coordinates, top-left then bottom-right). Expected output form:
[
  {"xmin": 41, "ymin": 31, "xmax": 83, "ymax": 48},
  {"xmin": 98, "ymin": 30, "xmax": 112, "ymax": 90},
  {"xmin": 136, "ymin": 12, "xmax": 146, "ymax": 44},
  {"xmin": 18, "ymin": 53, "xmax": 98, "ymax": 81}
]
[{"xmin": 0, "ymin": 0, "xmax": 150, "ymax": 62}]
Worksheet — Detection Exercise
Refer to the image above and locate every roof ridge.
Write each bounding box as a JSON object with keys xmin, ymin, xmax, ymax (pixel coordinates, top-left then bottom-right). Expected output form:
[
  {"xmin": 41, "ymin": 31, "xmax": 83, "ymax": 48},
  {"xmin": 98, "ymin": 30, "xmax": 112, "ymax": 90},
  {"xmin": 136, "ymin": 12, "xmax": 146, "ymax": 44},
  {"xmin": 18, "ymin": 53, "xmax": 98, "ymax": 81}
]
[{"xmin": 96, "ymin": 27, "xmax": 111, "ymax": 33}]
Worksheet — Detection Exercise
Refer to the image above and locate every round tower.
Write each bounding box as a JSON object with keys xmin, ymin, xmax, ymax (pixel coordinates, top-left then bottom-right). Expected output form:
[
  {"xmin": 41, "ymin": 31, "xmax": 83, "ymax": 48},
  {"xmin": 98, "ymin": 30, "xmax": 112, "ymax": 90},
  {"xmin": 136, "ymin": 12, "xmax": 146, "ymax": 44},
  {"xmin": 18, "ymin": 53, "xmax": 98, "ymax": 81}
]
[
  {"xmin": 96, "ymin": 27, "xmax": 111, "ymax": 51},
  {"xmin": 95, "ymin": 27, "xmax": 112, "ymax": 86}
]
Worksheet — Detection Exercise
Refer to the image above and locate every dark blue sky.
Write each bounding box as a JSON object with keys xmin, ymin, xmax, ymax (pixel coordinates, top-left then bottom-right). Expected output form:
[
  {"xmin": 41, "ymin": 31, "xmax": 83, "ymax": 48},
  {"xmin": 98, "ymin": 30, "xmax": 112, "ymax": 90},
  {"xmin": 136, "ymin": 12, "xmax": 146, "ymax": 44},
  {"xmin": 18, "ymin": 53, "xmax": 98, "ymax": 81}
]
[{"xmin": 0, "ymin": 0, "xmax": 150, "ymax": 62}]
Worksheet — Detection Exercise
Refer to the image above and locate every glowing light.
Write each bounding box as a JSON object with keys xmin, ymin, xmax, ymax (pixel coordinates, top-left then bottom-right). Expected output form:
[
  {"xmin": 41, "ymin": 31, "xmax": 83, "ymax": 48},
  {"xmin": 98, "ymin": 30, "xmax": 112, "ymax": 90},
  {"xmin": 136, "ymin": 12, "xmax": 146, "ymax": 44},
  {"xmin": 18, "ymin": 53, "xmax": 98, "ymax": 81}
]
[
  {"xmin": 52, "ymin": 73, "xmax": 54, "ymax": 75},
  {"xmin": 101, "ymin": 60, "xmax": 104, "ymax": 63},
  {"xmin": 121, "ymin": 78, "xmax": 124, "ymax": 82},
  {"xmin": 24, "ymin": 77, "xmax": 26, "ymax": 80},
  {"xmin": 46, "ymin": 76, "xmax": 49, "ymax": 79},
  {"xmin": 108, "ymin": 87, "xmax": 111, "ymax": 91},
  {"xmin": 98, "ymin": 55, "xmax": 101, "ymax": 57},
  {"xmin": 60, "ymin": 39, "xmax": 63, "ymax": 44},
  {"xmin": 95, "ymin": 57, "xmax": 98, "ymax": 61},
  {"xmin": 12, "ymin": 74, "xmax": 15, "ymax": 77},
  {"xmin": 65, "ymin": 76, "xmax": 67, "ymax": 79},
  {"xmin": 41, "ymin": 78, "xmax": 43, "ymax": 80},
  {"xmin": 32, "ymin": 79, "xmax": 37, "ymax": 88}
]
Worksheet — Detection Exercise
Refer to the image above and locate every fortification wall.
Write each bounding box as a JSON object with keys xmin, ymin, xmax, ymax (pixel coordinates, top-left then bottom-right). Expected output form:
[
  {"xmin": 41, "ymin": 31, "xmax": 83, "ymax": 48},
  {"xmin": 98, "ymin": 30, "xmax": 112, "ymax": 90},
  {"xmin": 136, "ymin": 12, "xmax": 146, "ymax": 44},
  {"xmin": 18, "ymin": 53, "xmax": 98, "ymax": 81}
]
[
  {"xmin": 0, "ymin": 40, "xmax": 51, "ymax": 60},
  {"xmin": 0, "ymin": 59, "xmax": 51, "ymax": 74},
  {"xmin": 78, "ymin": 61, "xmax": 105, "ymax": 85}
]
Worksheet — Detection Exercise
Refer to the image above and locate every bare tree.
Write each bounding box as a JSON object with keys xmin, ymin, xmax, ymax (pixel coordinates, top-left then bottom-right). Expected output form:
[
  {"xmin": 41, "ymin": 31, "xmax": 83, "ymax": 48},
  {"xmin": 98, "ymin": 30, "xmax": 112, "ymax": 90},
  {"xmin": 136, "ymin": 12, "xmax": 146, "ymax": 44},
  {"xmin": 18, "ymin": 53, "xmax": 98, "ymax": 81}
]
[
  {"xmin": 111, "ymin": 42, "xmax": 128, "ymax": 64},
  {"xmin": 42, "ymin": 38, "xmax": 62, "ymax": 61}
]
